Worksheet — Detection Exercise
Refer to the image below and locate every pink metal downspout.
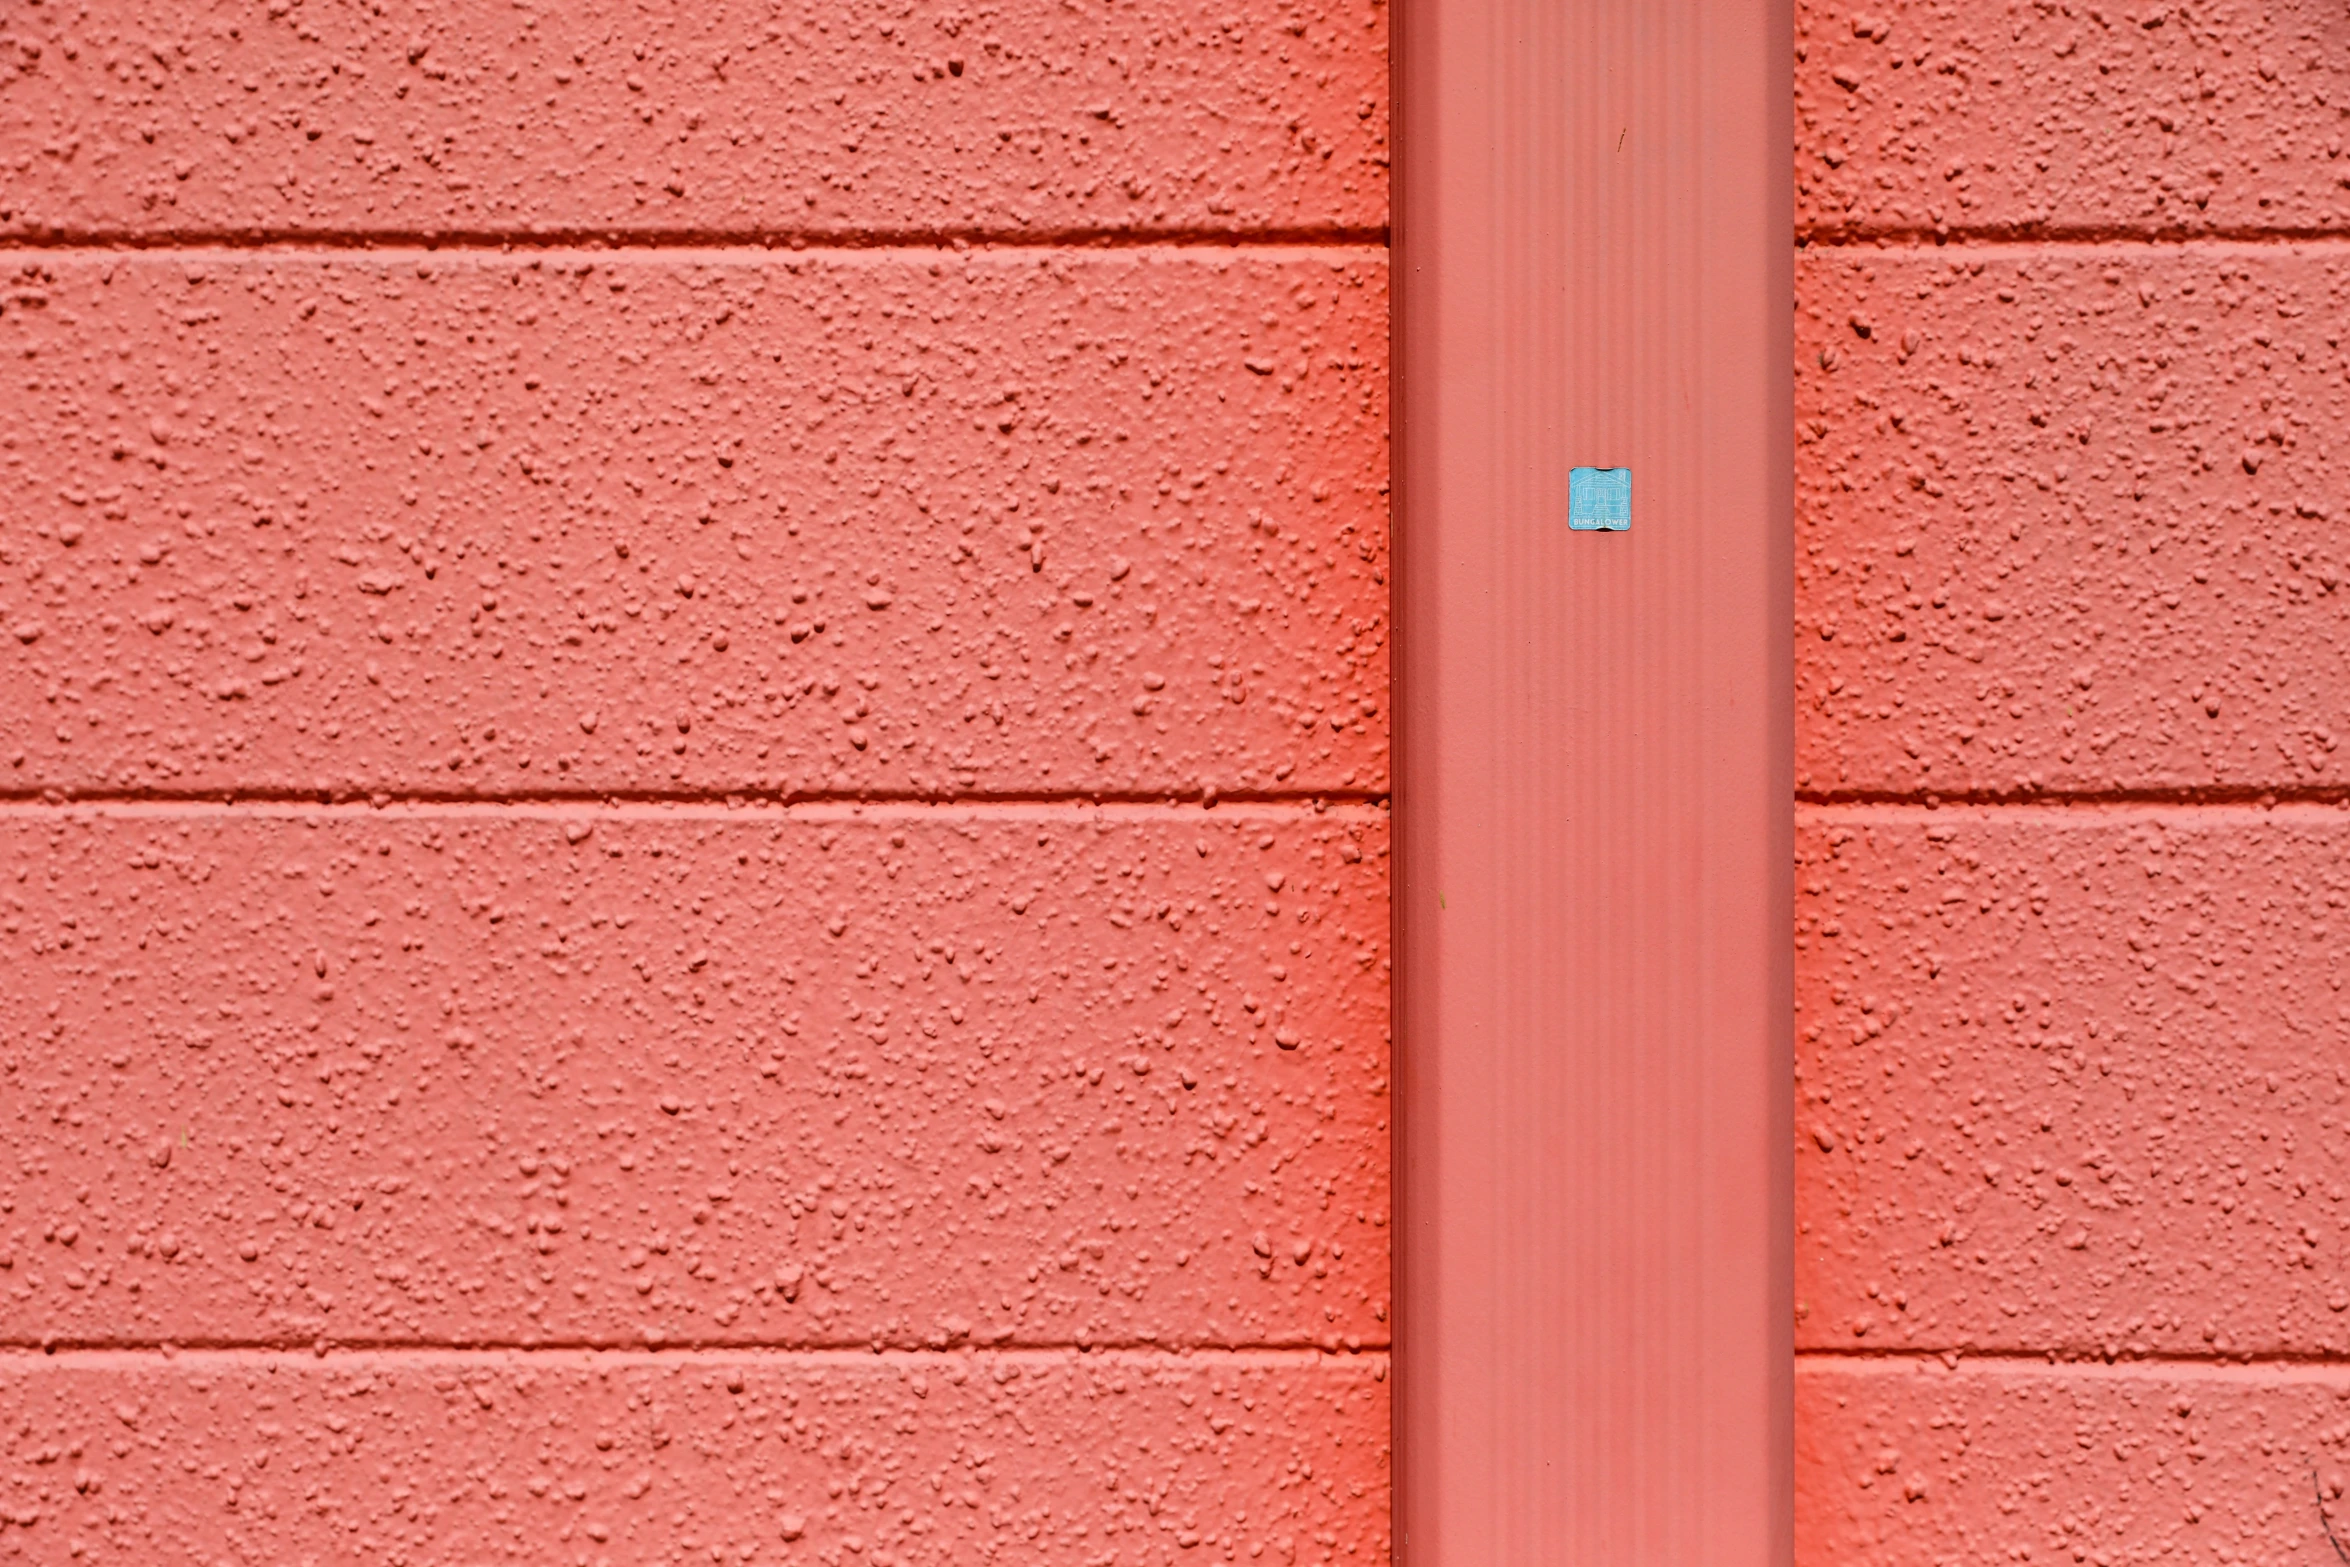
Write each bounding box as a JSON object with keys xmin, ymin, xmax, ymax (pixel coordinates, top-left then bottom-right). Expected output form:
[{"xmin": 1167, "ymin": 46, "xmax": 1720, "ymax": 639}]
[{"xmin": 1394, "ymin": 2, "xmax": 1794, "ymax": 1560}]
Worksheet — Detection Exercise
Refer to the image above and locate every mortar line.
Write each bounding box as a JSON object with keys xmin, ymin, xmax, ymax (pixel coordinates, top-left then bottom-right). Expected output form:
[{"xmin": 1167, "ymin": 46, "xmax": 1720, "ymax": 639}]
[
  {"xmin": 0, "ymin": 790, "xmax": 1389, "ymax": 822},
  {"xmin": 1799, "ymin": 788, "xmax": 2350, "ymax": 815},
  {"xmin": 1799, "ymin": 228, "xmax": 2350, "ymax": 252},
  {"xmin": 0, "ymin": 226, "xmax": 1390, "ymax": 259},
  {"xmin": 0, "ymin": 1342, "xmax": 1388, "ymax": 1368},
  {"xmin": 1800, "ymin": 1348, "xmax": 2350, "ymax": 1379}
]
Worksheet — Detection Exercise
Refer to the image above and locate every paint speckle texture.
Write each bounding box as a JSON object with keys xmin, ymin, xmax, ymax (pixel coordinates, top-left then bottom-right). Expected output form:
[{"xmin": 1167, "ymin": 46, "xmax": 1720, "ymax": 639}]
[
  {"xmin": 0, "ymin": 255, "xmax": 1388, "ymax": 799},
  {"xmin": 0, "ymin": 2, "xmax": 1392, "ymax": 1560},
  {"xmin": 0, "ymin": 2, "xmax": 1390, "ymax": 241},
  {"xmin": 1797, "ymin": 0, "xmax": 2350, "ymax": 240},
  {"xmin": 1797, "ymin": 1, "xmax": 2350, "ymax": 1562}
]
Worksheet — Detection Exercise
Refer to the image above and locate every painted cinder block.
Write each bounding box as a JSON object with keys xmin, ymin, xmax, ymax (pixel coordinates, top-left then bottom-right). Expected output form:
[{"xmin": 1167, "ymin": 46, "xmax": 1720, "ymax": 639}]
[
  {"xmin": 0, "ymin": 0, "xmax": 1390, "ymax": 240},
  {"xmin": 0, "ymin": 0, "xmax": 1391, "ymax": 1541},
  {"xmin": 0, "ymin": 0, "xmax": 1395, "ymax": 1550},
  {"xmin": 0, "ymin": 252, "xmax": 1390, "ymax": 800},
  {"xmin": 0, "ymin": 807, "xmax": 1390, "ymax": 1351},
  {"xmin": 1797, "ymin": 246, "xmax": 2350, "ymax": 799},
  {"xmin": 0, "ymin": 1349, "xmax": 1390, "ymax": 1562},
  {"xmin": 1796, "ymin": 0, "xmax": 2350, "ymax": 239},
  {"xmin": 1799, "ymin": 1357, "xmax": 2350, "ymax": 1566},
  {"xmin": 1797, "ymin": 808, "xmax": 2350, "ymax": 1358},
  {"xmin": 1791, "ymin": 0, "xmax": 2350, "ymax": 1557}
]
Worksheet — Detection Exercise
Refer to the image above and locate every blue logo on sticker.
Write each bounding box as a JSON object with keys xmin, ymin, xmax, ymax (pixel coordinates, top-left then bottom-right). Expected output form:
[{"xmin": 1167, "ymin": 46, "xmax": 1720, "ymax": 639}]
[{"xmin": 1569, "ymin": 467, "xmax": 1631, "ymax": 531}]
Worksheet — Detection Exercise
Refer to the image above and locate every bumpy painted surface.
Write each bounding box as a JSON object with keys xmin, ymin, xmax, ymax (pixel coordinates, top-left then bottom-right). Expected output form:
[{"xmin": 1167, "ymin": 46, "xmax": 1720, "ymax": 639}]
[
  {"xmin": 1796, "ymin": 0, "xmax": 2350, "ymax": 1560},
  {"xmin": 0, "ymin": 1350, "xmax": 1388, "ymax": 1561},
  {"xmin": 1801, "ymin": 1359, "xmax": 2350, "ymax": 1564},
  {"xmin": 1797, "ymin": 808, "xmax": 2350, "ymax": 1358},
  {"xmin": 0, "ymin": 253, "xmax": 1389, "ymax": 800},
  {"xmin": 0, "ymin": 807, "xmax": 1390, "ymax": 1350},
  {"xmin": 0, "ymin": 1, "xmax": 1390, "ymax": 240},
  {"xmin": 1797, "ymin": 0, "xmax": 2350, "ymax": 239},
  {"xmin": 1798, "ymin": 246, "xmax": 2350, "ymax": 800},
  {"xmin": 0, "ymin": 0, "xmax": 1391, "ymax": 1558}
]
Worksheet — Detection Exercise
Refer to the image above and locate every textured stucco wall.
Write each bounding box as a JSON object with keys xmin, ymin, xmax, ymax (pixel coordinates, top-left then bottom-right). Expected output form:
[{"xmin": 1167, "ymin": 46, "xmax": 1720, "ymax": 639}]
[
  {"xmin": 1792, "ymin": 1, "xmax": 2350, "ymax": 1561},
  {"xmin": 0, "ymin": 4, "xmax": 1393, "ymax": 1561}
]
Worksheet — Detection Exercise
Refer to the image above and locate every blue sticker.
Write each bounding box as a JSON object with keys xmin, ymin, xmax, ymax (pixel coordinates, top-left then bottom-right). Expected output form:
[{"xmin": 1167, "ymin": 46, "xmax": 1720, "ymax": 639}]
[{"xmin": 1569, "ymin": 466, "xmax": 1631, "ymax": 531}]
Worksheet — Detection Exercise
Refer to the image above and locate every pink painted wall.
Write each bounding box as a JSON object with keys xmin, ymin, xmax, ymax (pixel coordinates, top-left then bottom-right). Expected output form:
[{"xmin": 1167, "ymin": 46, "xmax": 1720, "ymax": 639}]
[
  {"xmin": 0, "ymin": 4, "xmax": 1393, "ymax": 1560},
  {"xmin": 1792, "ymin": 1, "xmax": 2350, "ymax": 1560}
]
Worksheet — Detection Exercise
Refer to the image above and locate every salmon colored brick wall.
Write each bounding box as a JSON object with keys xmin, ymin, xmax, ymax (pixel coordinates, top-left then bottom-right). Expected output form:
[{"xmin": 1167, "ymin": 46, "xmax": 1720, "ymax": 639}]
[
  {"xmin": 1793, "ymin": 1, "xmax": 2350, "ymax": 1561},
  {"xmin": 0, "ymin": 4, "xmax": 1392, "ymax": 1561}
]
